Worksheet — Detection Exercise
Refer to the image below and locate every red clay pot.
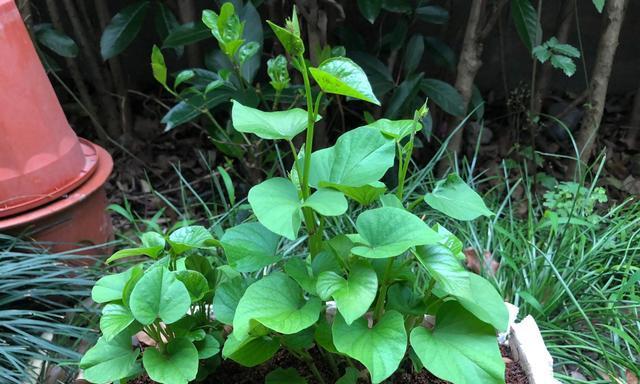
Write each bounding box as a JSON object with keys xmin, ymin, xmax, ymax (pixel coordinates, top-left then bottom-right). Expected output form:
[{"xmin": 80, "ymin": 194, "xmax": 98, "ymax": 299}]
[{"xmin": 0, "ymin": 0, "xmax": 113, "ymax": 254}]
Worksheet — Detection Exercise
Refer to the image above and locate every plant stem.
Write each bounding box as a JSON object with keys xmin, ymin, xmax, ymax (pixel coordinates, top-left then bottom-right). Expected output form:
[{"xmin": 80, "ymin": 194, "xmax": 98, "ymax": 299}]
[
  {"xmin": 296, "ymin": 54, "xmax": 324, "ymax": 257},
  {"xmin": 396, "ymin": 112, "xmax": 421, "ymax": 200},
  {"xmin": 373, "ymin": 258, "xmax": 395, "ymax": 321},
  {"xmin": 407, "ymin": 197, "xmax": 423, "ymax": 211},
  {"xmin": 299, "ymin": 54, "xmax": 315, "ymax": 200},
  {"xmin": 318, "ymin": 347, "xmax": 339, "ymax": 378},
  {"xmin": 300, "ymin": 350, "xmax": 326, "ymax": 384}
]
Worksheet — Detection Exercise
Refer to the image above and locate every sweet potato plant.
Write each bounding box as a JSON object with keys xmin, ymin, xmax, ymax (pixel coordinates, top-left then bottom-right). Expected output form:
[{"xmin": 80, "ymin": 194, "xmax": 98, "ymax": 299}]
[{"xmin": 80, "ymin": 6, "xmax": 509, "ymax": 384}]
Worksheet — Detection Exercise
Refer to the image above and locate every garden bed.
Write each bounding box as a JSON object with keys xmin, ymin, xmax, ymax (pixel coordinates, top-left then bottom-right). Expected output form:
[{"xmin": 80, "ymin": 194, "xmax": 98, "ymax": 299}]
[{"xmin": 126, "ymin": 345, "xmax": 528, "ymax": 384}]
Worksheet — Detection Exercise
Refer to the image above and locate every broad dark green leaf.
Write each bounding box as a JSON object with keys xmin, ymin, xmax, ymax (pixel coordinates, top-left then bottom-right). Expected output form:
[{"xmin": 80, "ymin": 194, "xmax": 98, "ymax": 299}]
[
  {"xmin": 403, "ymin": 35, "xmax": 424, "ymax": 75},
  {"xmin": 100, "ymin": 1, "xmax": 151, "ymax": 60},
  {"xmin": 385, "ymin": 73, "xmax": 423, "ymax": 119},
  {"xmin": 424, "ymin": 173, "xmax": 493, "ymax": 220},
  {"xmin": 416, "ymin": 6, "xmax": 449, "ymax": 24},
  {"xmin": 423, "ymin": 37, "xmax": 456, "ymax": 70},
  {"xmin": 154, "ymin": 1, "xmax": 180, "ymax": 41},
  {"xmin": 34, "ymin": 24, "xmax": 78, "ymax": 57},
  {"xmin": 511, "ymin": 0, "xmax": 542, "ymax": 52},
  {"xmin": 357, "ymin": 0, "xmax": 382, "ymax": 23},
  {"xmin": 332, "ymin": 310, "xmax": 407, "ymax": 383},
  {"xmin": 382, "ymin": 0, "xmax": 412, "ymax": 13},
  {"xmin": 162, "ymin": 22, "xmax": 210, "ymax": 48},
  {"xmin": 161, "ymin": 86, "xmax": 233, "ymax": 131},
  {"xmin": 420, "ymin": 78, "xmax": 465, "ymax": 117},
  {"xmin": 350, "ymin": 51, "xmax": 394, "ymax": 98},
  {"xmin": 309, "ymin": 57, "xmax": 380, "ymax": 105},
  {"xmin": 410, "ymin": 302, "xmax": 505, "ymax": 384}
]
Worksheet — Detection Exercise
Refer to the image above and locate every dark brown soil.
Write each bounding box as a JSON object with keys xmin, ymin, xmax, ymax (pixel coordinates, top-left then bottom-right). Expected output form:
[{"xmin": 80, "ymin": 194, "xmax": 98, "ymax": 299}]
[{"xmin": 126, "ymin": 345, "xmax": 529, "ymax": 384}]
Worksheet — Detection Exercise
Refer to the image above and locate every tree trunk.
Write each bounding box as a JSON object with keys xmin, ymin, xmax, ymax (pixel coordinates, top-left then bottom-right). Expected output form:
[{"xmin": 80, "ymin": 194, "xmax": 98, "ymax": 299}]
[
  {"xmin": 61, "ymin": 0, "xmax": 121, "ymax": 137},
  {"xmin": 572, "ymin": 0, "xmax": 627, "ymax": 177},
  {"xmin": 44, "ymin": 0, "xmax": 108, "ymax": 140},
  {"xmin": 95, "ymin": 0, "xmax": 132, "ymax": 134},
  {"xmin": 437, "ymin": 0, "xmax": 507, "ymax": 175},
  {"xmin": 177, "ymin": 0, "xmax": 201, "ymax": 68}
]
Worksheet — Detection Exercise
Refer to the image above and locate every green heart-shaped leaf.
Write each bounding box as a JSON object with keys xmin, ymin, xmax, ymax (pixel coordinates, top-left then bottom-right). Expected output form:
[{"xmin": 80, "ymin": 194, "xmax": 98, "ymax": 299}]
[
  {"xmin": 248, "ymin": 178, "xmax": 302, "ymax": 240},
  {"xmin": 352, "ymin": 207, "xmax": 440, "ymax": 258},
  {"xmin": 453, "ymin": 273, "xmax": 509, "ymax": 332},
  {"xmin": 92, "ymin": 265, "xmax": 142, "ymax": 303},
  {"xmin": 233, "ymin": 272, "xmax": 321, "ymax": 338},
  {"xmin": 336, "ymin": 367, "xmax": 360, "ymax": 384},
  {"xmin": 129, "ymin": 267, "xmax": 191, "ymax": 325},
  {"xmin": 143, "ymin": 337, "xmax": 198, "ymax": 384},
  {"xmin": 367, "ymin": 118, "xmax": 422, "ymax": 140},
  {"xmin": 231, "ymin": 100, "xmax": 318, "ymax": 140},
  {"xmin": 100, "ymin": 304, "xmax": 136, "ymax": 341},
  {"xmin": 80, "ymin": 332, "xmax": 140, "ymax": 384},
  {"xmin": 106, "ymin": 232, "xmax": 165, "ymax": 263},
  {"xmin": 309, "ymin": 57, "xmax": 380, "ymax": 105},
  {"xmin": 386, "ymin": 284, "xmax": 428, "ymax": 316},
  {"xmin": 316, "ymin": 261, "xmax": 377, "ymax": 325},
  {"xmin": 168, "ymin": 225, "xmax": 217, "ymax": 254},
  {"xmin": 266, "ymin": 368, "xmax": 307, "ymax": 384},
  {"xmin": 309, "ymin": 126, "xmax": 394, "ymax": 188},
  {"xmin": 284, "ymin": 258, "xmax": 316, "ymax": 294},
  {"xmin": 410, "ymin": 302, "xmax": 505, "ymax": 384},
  {"xmin": 222, "ymin": 333, "xmax": 280, "ymax": 367},
  {"xmin": 175, "ymin": 270, "xmax": 210, "ymax": 302},
  {"xmin": 213, "ymin": 276, "xmax": 249, "ymax": 325},
  {"xmin": 415, "ymin": 244, "xmax": 470, "ymax": 297},
  {"xmin": 332, "ymin": 310, "xmax": 407, "ymax": 383},
  {"xmin": 424, "ymin": 174, "xmax": 493, "ymax": 221},
  {"xmin": 195, "ymin": 334, "xmax": 220, "ymax": 359},
  {"xmin": 221, "ymin": 222, "xmax": 281, "ymax": 272},
  {"xmin": 322, "ymin": 181, "xmax": 387, "ymax": 205},
  {"xmin": 302, "ymin": 189, "xmax": 348, "ymax": 216}
]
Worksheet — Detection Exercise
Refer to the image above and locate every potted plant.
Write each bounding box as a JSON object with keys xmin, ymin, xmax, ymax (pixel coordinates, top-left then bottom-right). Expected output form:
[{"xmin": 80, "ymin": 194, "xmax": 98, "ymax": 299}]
[{"xmin": 80, "ymin": 6, "xmax": 544, "ymax": 384}]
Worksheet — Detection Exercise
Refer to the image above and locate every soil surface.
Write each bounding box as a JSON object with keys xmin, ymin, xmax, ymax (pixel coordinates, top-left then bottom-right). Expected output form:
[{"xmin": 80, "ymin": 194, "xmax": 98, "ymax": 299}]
[{"xmin": 127, "ymin": 345, "xmax": 528, "ymax": 384}]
